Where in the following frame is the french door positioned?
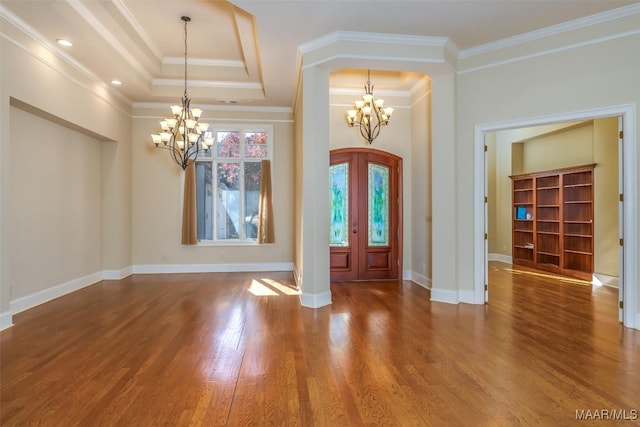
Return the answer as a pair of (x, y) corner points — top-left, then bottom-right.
(329, 148), (402, 281)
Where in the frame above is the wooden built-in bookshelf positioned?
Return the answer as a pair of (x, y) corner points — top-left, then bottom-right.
(511, 165), (594, 280)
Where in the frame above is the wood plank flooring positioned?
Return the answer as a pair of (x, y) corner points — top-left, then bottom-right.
(1, 263), (639, 426)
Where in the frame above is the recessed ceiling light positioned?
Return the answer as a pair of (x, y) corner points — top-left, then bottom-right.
(111, 80), (122, 86)
(56, 39), (73, 47)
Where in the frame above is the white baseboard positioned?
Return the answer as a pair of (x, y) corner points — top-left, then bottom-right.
(488, 253), (512, 264)
(430, 287), (482, 305)
(9, 271), (103, 315)
(593, 272), (619, 289)
(430, 288), (459, 304)
(635, 312), (640, 331)
(292, 265), (331, 308)
(299, 291), (332, 308)
(132, 262), (294, 274)
(0, 310), (13, 331)
(102, 266), (133, 280)
(459, 289), (478, 304)
(293, 264), (302, 290)
(408, 271), (431, 289)
(1, 263), (296, 329)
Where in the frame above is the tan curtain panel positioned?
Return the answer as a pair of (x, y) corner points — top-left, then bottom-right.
(181, 161), (198, 245)
(257, 159), (275, 243)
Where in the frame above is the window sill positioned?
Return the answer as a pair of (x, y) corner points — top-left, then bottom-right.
(195, 240), (275, 247)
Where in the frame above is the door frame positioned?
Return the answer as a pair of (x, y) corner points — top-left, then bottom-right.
(330, 147), (403, 281)
(474, 103), (638, 330)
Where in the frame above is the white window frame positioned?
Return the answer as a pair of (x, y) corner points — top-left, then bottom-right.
(195, 124), (273, 246)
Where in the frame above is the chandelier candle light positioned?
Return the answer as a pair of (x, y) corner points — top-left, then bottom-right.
(151, 16), (213, 170)
(345, 70), (394, 144)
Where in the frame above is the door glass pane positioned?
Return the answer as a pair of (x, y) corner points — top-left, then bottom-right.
(195, 162), (212, 240)
(330, 163), (349, 247)
(368, 163), (389, 246)
(216, 162), (240, 239)
(244, 162), (261, 239)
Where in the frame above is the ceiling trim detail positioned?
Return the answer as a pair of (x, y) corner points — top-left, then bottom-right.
(66, 0), (152, 81)
(162, 57), (245, 68)
(0, 5), (132, 112)
(458, 28), (640, 74)
(151, 79), (263, 90)
(111, 0), (163, 60)
(459, 2), (640, 58)
(299, 31), (451, 54)
(133, 102), (292, 114)
(330, 87), (410, 98)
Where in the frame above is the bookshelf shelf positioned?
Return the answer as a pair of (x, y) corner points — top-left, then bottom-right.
(511, 164), (594, 280)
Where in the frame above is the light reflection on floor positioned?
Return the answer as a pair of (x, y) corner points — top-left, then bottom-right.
(248, 278), (299, 296)
(492, 265), (592, 286)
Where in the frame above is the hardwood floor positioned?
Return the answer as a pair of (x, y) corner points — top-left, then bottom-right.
(1, 263), (638, 426)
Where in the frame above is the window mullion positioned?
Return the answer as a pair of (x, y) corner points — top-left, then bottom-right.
(239, 159), (246, 240)
(212, 159), (218, 242)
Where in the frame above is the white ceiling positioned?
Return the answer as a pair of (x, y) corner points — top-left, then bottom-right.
(2, 0), (636, 109)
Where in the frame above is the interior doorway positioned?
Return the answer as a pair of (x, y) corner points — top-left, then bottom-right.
(329, 148), (402, 281)
(474, 104), (638, 329)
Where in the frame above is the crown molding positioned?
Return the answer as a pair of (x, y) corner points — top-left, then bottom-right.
(66, 0), (152, 81)
(299, 30), (449, 55)
(458, 28), (640, 74)
(111, 0), (163, 61)
(0, 5), (132, 113)
(152, 79), (263, 90)
(330, 87), (410, 98)
(132, 102), (292, 114)
(409, 76), (432, 98)
(301, 53), (446, 71)
(163, 57), (245, 68)
(459, 3), (640, 59)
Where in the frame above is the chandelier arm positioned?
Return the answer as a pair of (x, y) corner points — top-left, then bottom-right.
(357, 120), (370, 144)
(169, 141), (184, 169)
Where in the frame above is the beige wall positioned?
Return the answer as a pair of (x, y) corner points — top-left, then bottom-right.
(486, 133), (497, 254)
(489, 122), (585, 257)
(593, 117), (619, 276)
(131, 108), (295, 266)
(458, 31), (639, 299)
(1, 35), (131, 317)
(294, 86), (303, 285)
(520, 123), (594, 173)
(410, 79), (432, 283)
(9, 107), (102, 298)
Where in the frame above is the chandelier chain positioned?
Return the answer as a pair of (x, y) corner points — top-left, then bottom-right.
(183, 16), (189, 98)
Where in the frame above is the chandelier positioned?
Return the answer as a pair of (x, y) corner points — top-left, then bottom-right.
(151, 16), (212, 170)
(345, 70), (394, 144)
